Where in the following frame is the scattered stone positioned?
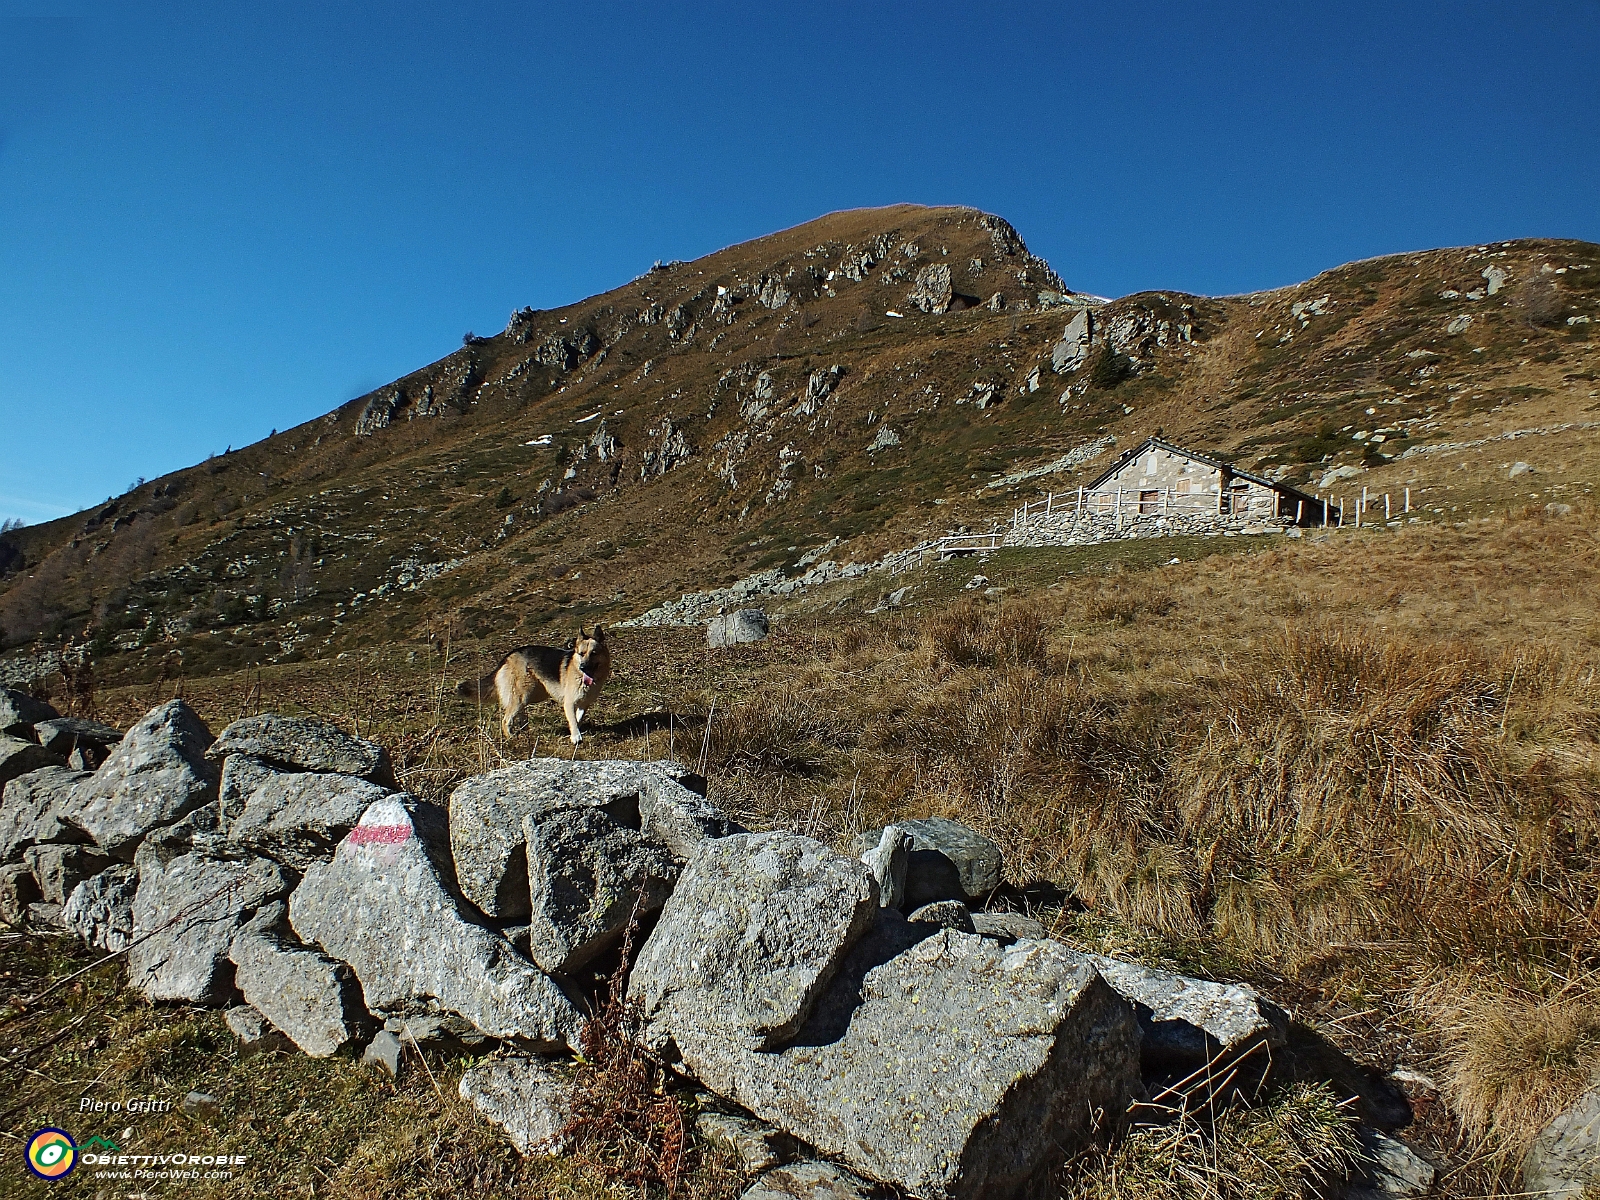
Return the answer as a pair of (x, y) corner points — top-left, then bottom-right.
(32, 718), (122, 757)
(907, 263), (954, 314)
(62, 863), (137, 952)
(885, 586), (911, 609)
(1319, 464), (1367, 490)
(858, 825), (910, 910)
(0, 687), (58, 737)
(697, 1110), (797, 1174)
(207, 713), (392, 783)
(1483, 264), (1509, 295)
(218, 755), (288, 826)
(1524, 1086), (1600, 1200)
(741, 1161), (876, 1200)
(449, 758), (723, 922)
(1051, 310), (1093, 374)
(127, 849), (289, 1004)
(708, 608), (770, 647)
(971, 911), (1048, 944)
(182, 1091), (221, 1120)
(867, 426), (901, 453)
(228, 772), (391, 869)
(1, 766), (91, 861)
(24, 843), (112, 905)
(1509, 461), (1534, 479)
(963, 575), (989, 589)
(1445, 314), (1473, 334)
(987, 292), (1004, 312)
(1546, 502), (1575, 517)
(62, 700), (219, 860)
(224, 1005), (294, 1057)
(907, 899), (975, 933)
(522, 804), (679, 975)
(459, 1056), (573, 1156)
(0, 862), (40, 925)
(1055, 950), (1288, 1071)
(230, 903), (370, 1057)
(290, 795), (582, 1049)
(0, 736), (63, 789)
(630, 831), (878, 1051)
(850, 817), (1003, 907)
(1345, 1128), (1436, 1199)
(363, 1030), (404, 1079)
(668, 929), (1140, 1200)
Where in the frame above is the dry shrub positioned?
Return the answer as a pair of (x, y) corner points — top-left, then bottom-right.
(1063, 1082), (1359, 1200)
(703, 686), (857, 775)
(1174, 628), (1600, 967)
(923, 597), (1052, 668)
(1423, 979), (1600, 1157)
(562, 916), (690, 1195)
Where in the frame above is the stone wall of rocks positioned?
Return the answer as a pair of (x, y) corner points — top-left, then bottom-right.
(1005, 507), (1298, 548)
(1, 688), (1438, 1199)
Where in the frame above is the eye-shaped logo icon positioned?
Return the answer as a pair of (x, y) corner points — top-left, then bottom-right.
(26, 1128), (77, 1180)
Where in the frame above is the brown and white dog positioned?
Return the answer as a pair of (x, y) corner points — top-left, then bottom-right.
(457, 626), (612, 743)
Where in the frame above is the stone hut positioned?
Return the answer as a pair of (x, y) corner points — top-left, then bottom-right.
(1082, 437), (1330, 525)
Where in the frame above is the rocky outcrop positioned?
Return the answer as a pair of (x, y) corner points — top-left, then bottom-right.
(24, 843), (112, 905)
(708, 608), (770, 647)
(207, 714), (391, 782)
(448, 758), (723, 921)
(630, 832), (879, 1051)
(907, 263), (954, 314)
(0, 862), (39, 925)
(61, 700), (219, 860)
(289, 794), (582, 1049)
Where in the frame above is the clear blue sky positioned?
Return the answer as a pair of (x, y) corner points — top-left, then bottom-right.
(2, 1), (1596, 527)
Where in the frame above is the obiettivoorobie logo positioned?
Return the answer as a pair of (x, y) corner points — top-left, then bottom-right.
(26, 1128), (76, 1181)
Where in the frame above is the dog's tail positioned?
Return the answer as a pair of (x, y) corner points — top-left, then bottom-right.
(456, 670), (498, 702)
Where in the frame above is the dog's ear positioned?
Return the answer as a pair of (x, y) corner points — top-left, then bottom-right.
(564, 636), (577, 651)
(592, 624), (606, 641)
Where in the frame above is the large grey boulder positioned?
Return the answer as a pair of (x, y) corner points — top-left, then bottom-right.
(33, 718), (123, 757)
(207, 713), (392, 782)
(449, 758), (728, 921)
(1525, 1086), (1600, 1200)
(229, 903), (369, 1057)
(62, 700), (219, 860)
(1345, 1128), (1436, 1199)
(708, 608), (770, 647)
(458, 1056), (573, 1156)
(127, 848), (289, 1003)
(0, 687), (58, 736)
(630, 831), (878, 1052)
(522, 805), (678, 975)
(668, 928), (1140, 1200)
(62, 864), (138, 952)
(0, 735), (63, 789)
(218, 755), (287, 825)
(228, 772), (391, 869)
(1056, 950), (1288, 1072)
(850, 817), (1003, 906)
(289, 794), (581, 1049)
(741, 1161), (876, 1200)
(1, 766), (91, 861)
(971, 911), (1048, 944)
(0, 862), (40, 925)
(133, 802), (227, 874)
(24, 843), (112, 905)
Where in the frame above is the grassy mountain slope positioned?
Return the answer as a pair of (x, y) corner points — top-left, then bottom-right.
(1, 205), (1595, 680)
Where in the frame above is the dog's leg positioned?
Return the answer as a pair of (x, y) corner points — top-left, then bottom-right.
(575, 707), (586, 725)
(564, 695), (583, 745)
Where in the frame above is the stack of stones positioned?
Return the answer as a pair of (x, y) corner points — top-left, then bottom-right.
(4, 691), (1452, 1200)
